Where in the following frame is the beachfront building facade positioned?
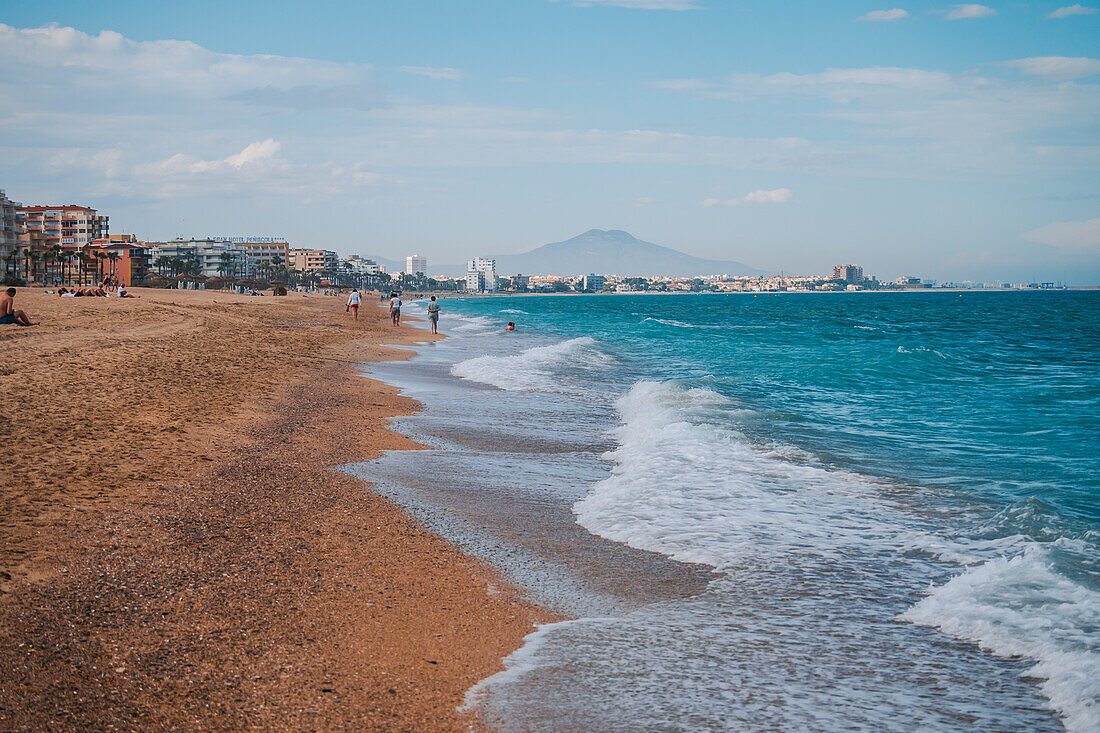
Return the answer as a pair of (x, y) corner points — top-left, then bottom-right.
(833, 264), (864, 284)
(87, 235), (152, 287)
(466, 257), (497, 293)
(20, 205), (109, 248)
(405, 254), (427, 275)
(149, 238), (257, 279)
(1, 189), (26, 282)
(236, 239), (289, 272)
(344, 254), (380, 275)
(288, 248), (338, 272)
(582, 273), (606, 292)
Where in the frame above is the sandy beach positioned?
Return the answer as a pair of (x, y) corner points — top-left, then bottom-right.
(0, 288), (550, 730)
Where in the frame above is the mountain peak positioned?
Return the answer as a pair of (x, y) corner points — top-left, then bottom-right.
(578, 228), (635, 241)
(484, 229), (765, 277)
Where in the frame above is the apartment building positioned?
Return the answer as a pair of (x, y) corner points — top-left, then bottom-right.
(466, 257), (497, 292)
(833, 264), (864, 284)
(20, 204), (108, 247)
(88, 235), (152, 287)
(1, 189), (26, 281)
(288, 248), (338, 272)
(345, 254), (380, 275)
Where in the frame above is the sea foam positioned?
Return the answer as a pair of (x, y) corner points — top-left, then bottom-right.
(573, 379), (1100, 730)
(901, 543), (1100, 732)
(572, 380), (906, 569)
(451, 336), (613, 392)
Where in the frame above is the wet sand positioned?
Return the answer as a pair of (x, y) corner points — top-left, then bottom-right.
(0, 288), (551, 730)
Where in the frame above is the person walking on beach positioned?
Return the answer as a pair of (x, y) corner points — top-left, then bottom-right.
(390, 293), (402, 326)
(347, 288), (362, 320)
(427, 295), (440, 334)
(0, 288), (37, 326)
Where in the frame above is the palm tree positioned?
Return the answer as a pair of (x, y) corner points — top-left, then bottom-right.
(76, 251), (90, 285)
(42, 247), (55, 285)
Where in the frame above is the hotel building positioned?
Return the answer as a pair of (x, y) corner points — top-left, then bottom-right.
(149, 238), (257, 279)
(237, 240), (289, 270)
(406, 254), (427, 275)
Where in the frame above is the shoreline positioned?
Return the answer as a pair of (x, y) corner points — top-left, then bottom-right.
(428, 286), (1096, 298)
(0, 288), (551, 730)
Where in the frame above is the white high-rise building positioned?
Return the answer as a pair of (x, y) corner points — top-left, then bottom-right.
(466, 257), (497, 292)
(406, 254), (427, 275)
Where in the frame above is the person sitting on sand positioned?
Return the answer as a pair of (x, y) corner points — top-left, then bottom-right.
(0, 288), (37, 326)
(119, 286), (139, 298)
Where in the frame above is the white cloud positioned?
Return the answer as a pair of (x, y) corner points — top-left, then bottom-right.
(223, 139), (281, 169)
(945, 4), (997, 20)
(1004, 56), (1100, 81)
(634, 196), (655, 207)
(857, 9), (910, 21)
(701, 188), (793, 207)
(1047, 4), (1097, 18)
(552, 0), (699, 9)
(0, 23), (365, 99)
(653, 64), (1100, 145)
(398, 65), (467, 81)
(1022, 217), (1100, 250)
(138, 139), (284, 178)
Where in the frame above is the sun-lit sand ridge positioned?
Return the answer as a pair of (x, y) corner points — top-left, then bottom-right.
(0, 287), (550, 730)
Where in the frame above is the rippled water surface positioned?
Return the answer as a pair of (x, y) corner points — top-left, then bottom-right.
(347, 291), (1098, 732)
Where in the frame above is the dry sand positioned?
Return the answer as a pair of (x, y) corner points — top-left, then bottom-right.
(0, 287), (551, 730)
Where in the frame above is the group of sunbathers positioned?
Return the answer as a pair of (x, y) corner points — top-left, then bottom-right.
(57, 285), (138, 298)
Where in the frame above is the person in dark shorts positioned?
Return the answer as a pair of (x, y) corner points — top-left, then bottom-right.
(427, 295), (440, 334)
(0, 288), (36, 326)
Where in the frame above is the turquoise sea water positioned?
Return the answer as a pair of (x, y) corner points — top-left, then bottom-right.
(354, 291), (1099, 732)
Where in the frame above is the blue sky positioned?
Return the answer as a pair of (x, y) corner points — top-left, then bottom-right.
(1, 0), (1098, 282)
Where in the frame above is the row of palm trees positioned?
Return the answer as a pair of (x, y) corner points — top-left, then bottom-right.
(1, 244), (122, 286)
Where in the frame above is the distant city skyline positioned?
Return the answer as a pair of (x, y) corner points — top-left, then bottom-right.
(1, 1), (1098, 283)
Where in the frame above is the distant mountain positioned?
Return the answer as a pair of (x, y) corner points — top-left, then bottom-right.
(486, 229), (765, 277)
(367, 229), (765, 278)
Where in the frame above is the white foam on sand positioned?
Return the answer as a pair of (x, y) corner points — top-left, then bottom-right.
(460, 619), (611, 716)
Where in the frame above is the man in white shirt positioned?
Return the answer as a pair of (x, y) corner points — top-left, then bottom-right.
(389, 294), (402, 326)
